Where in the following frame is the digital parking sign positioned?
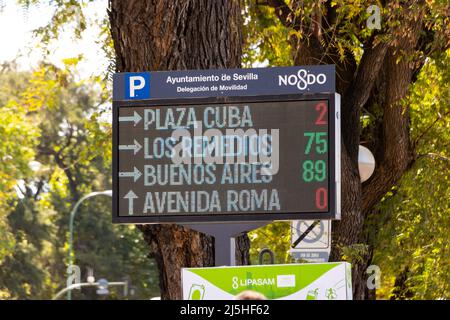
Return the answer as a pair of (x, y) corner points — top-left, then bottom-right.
(112, 66), (340, 224)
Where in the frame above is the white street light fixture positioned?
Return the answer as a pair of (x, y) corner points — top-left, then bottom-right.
(96, 279), (109, 296)
(358, 145), (376, 182)
(52, 280), (128, 300)
(86, 267), (95, 284)
(28, 160), (42, 172)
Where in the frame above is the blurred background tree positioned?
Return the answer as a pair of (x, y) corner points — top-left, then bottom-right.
(0, 61), (159, 299)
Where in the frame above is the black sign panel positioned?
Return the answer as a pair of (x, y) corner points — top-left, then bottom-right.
(113, 94), (340, 224)
(112, 65), (336, 101)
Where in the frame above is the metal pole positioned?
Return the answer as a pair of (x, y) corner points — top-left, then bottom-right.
(181, 222), (271, 266)
(67, 190), (112, 300)
(53, 281), (126, 300)
(213, 233), (235, 266)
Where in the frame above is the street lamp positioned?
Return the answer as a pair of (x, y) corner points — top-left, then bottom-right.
(358, 145), (376, 182)
(67, 190), (112, 300)
(53, 280), (129, 300)
(96, 278), (110, 296)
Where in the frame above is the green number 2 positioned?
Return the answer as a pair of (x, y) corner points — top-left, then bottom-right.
(304, 132), (328, 155)
(302, 160), (327, 182)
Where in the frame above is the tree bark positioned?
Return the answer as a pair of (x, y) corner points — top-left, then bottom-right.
(108, 0), (247, 300)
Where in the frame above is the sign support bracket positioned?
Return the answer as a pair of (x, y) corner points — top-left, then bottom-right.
(181, 222), (271, 266)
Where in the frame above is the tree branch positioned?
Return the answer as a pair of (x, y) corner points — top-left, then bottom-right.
(34, 179), (45, 201)
(311, 0), (323, 40)
(341, 40), (389, 160)
(413, 110), (450, 147)
(417, 152), (450, 162)
(362, 11), (424, 215)
(53, 152), (80, 202)
(358, 0), (434, 218)
(266, 0), (299, 30)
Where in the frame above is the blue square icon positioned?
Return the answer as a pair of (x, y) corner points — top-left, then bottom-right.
(125, 72), (150, 99)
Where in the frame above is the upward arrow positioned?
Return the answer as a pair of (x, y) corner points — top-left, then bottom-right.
(123, 190), (138, 215)
(118, 139), (142, 155)
(119, 111), (142, 126)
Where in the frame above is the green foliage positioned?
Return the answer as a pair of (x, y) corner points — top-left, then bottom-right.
(19, 0), (92, 46)
(0, 66), (41, 266)
(249, 222), (292, 265)
(0, 197), (57, 299)
(242, 0), (292, 67)
(67, 197), (159, 299)
(339, 243), (369, 264)
(372, 50), (450, 300)
(1, 1), (157, 298)
(244, 2), (449, 300)
(0, 62), (159, 299)
(18, 0), (115, 80)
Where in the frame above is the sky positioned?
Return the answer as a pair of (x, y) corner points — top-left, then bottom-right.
(0, 0), (108, 78)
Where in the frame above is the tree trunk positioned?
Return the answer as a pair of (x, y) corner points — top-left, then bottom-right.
(108, 0), (248, 300)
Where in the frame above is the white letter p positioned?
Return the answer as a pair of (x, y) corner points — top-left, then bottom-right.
(129, 76), (146, 97)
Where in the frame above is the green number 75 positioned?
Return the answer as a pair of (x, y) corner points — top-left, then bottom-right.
(304, 132), (328, 154)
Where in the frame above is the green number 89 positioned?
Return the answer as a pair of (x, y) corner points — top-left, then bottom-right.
(302, 160), (327, 182)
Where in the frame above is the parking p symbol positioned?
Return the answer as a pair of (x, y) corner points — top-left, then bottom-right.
(125, 73), (150, 99)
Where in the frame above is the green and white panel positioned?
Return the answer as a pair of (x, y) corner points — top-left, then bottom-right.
(182, 262), (352, 300)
